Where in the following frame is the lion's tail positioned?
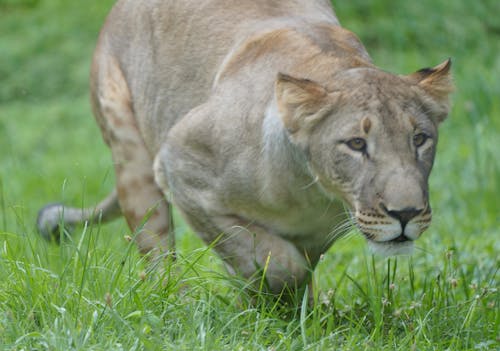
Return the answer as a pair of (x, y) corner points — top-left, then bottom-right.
(36, 189), (121, 242)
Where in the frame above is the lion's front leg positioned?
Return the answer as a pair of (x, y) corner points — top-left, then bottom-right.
(154, 103), (312, 295)
(214, 215), (312, 294)
(188, 213), (312, 295)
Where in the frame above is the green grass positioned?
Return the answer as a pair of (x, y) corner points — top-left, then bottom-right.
(0, 0), (498, 350)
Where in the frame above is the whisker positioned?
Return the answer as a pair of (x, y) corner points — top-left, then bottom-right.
(301, 175), (319, 190)
(322, 217), (357, 250)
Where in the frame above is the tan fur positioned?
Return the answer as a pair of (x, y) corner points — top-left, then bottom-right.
(37, 0), (452, 293)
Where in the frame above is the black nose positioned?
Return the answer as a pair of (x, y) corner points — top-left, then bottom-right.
(385, 207), (423, 228)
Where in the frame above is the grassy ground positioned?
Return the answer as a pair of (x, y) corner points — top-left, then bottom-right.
(0, 0), (498, 350)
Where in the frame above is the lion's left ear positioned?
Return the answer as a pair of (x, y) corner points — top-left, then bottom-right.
(408, 58), (454, 123)
(275, 73), (335, 145)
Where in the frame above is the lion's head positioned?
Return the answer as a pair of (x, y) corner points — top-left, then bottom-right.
(276, 59), (453, 255)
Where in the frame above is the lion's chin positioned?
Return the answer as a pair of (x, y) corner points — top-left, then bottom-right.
(367, 240), (415, 257)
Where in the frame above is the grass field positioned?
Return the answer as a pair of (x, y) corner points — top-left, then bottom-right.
(0, 0), (498, 350)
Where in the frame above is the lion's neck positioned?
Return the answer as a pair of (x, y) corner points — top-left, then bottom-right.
(260, 101), (316, 192)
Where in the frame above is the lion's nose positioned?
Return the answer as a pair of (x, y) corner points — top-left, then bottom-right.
(385, 207), (423, 229)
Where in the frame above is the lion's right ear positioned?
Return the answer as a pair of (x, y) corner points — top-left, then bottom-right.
(275, 73), (333, 143)
(408, 59), (453, 124)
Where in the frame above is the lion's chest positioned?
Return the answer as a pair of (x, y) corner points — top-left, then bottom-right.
(229, 181), (349, 253)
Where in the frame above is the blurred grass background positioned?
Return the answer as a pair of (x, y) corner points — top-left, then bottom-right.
(0, 0), (498, 349)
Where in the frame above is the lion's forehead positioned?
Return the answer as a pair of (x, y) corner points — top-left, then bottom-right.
(329, 90), (436, 138)
(332, 69), (429, 111)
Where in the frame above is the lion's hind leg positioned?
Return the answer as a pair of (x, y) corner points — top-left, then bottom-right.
(37, 189), (121, 242)
(88, 53), (175, 262)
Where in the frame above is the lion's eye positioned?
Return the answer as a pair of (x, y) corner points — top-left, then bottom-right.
(413, 133), (428, 147)
(346, 138), (367, 152)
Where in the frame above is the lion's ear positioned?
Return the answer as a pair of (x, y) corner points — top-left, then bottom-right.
(409, 58), (454, 123)
(275, 73), (333, 143)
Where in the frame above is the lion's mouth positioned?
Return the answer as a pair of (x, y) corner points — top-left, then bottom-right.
(363, 232), (415, 256)
(388, 234), (410, 243)
(361, 232), (410, 243)
(361, 230), (412, 244)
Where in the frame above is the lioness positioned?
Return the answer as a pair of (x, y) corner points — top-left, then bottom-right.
(38, 0), (452, 293)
